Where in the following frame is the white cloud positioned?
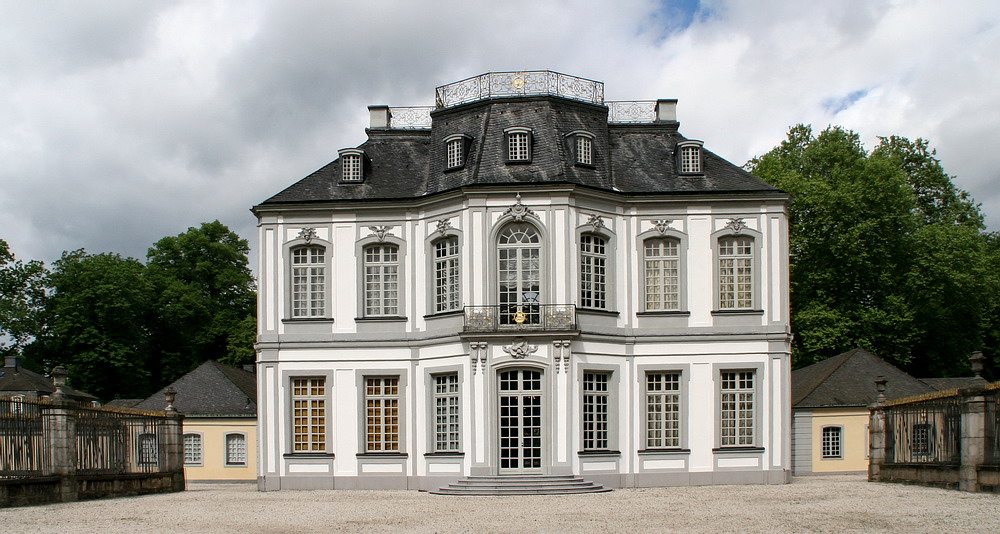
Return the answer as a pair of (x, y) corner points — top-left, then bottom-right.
(1, 0), (998, 265)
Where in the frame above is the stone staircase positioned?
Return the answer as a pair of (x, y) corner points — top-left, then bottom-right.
(429, 474), (611, 495)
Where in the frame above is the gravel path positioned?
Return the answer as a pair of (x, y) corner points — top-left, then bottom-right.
(3, 475), (998, 533)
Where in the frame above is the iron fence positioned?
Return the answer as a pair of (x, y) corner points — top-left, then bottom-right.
(435, 71), (604, 108)
(0, 395), (49, 478)
(75, 405), (166, 475)
(987, 387), (1000, 464)
(607, 101), (657, 123)
(885, 395), (962, 464)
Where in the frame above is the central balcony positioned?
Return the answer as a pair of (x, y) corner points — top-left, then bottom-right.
(463, 304), (577, 333)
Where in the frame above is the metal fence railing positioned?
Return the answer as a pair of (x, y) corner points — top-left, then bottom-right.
(986, 387), (1000, 465)
(463, 304), (576, 332)
(885, 395), (962, 465)
(0, 396), (49, 478)
(75, 405), (167, 475)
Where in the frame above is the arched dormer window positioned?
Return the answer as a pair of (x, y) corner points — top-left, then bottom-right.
(338, 148), (366, 182)
(504, 127), (533, 163)
(677, 140), (703, 174)
(566, 130), (596, 167)
(444, 134), (472, 170)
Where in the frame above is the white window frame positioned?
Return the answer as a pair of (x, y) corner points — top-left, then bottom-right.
(183, 432), (203, 466)
(338, 149), (365, 182)
(364, 243), (400, 317)
(821, 426), (843, 459)
(291, 377), (327, 453)
(645, 371), (682, 449)
(719, 370), (756, 447)
(504, 127), (532, 163)
(718, 235), (754, 310)
(643, 237), (681, 312)
(444, 134), (470, 170)
(364, 376), (401, 453)
(291, 245), (326, 318)
(582, 371), (611, 451)
(579, 233), (607, 310)
(433, 236), (460, 313)
(138, 433), (158, 465)
(576, 135), (593, 165)
(677, 140), (703, 174)
(432, 373), (460, 453)
(224, 432), (248, 466)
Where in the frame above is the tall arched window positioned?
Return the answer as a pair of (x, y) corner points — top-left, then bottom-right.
(291, 246), (326, 318)
(644, 238), (680, 311)
(497, 223), (541, 325)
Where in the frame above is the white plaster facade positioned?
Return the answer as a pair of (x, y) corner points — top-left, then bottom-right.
(253, 72), (792, 490)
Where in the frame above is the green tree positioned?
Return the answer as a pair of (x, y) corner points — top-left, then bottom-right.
(0, 239), (48, 358)
(30, 250), (152, 399)
(748, 125), (998, 377)
(145, 221), (256, 382)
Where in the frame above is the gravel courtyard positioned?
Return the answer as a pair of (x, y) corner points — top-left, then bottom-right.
(3, 475), (998, 533)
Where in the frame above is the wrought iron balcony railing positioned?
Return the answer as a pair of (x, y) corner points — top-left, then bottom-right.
(436, 71), (604, 109)
(463, 304), (577, 333)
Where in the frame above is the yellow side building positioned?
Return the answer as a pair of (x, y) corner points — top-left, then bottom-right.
(137, 360), (257, 482)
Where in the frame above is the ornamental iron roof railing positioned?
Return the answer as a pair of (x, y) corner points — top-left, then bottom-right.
(388, 106), (433, 129)
(607, 101), (657, 123)
(435, 71), (605, 109)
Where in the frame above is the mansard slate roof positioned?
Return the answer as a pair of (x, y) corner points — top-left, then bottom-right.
(135, 360), (257, 417)
(256, 75), (781, 208)
(792, 348), (934, 408)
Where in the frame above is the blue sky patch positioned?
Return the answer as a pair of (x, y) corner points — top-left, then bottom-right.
(822, 89), (871, 114)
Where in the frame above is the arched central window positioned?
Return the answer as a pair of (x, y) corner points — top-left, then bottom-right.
(497, 223), (541, 325)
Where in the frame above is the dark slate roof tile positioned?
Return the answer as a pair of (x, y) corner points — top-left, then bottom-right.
(792, 348), (934, 408)
(136, 360), (257, 417)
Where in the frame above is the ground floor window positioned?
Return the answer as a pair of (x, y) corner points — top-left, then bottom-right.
(582, 372), (610, 450)
(291, 377), (326, 452)
(366, 377), (400, 452)
(138, 433), (158, 465)
(821, 426), (842, 459)
(433, 373), (460, 452)
(226, 433), (247, 466)
(646, 372), (681, 448)
(183, 433), (202, 465)
(720, 370), (755, 446)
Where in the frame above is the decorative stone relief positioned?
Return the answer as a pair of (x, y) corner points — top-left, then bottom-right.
(725, 217), (747, 233)
(502, 338), (538, 360)
(586, 214), (605, 230)
(435, 219), (452, 234)
(552, 340), (572, 373)
(470, 342), (488, 374)
(296, 227), (318, 244)
(652, 219), (674, 235)
(502, 193), (535, 222)
(367, 225), (394, 241)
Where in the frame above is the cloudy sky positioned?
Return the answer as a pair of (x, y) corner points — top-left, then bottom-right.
(2, 0), (998, 266)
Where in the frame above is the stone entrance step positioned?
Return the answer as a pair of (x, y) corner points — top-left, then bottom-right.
(429, 474), (611, 495)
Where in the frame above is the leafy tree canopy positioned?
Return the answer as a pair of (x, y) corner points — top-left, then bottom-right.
(0, 239), (48, 357)
(748, 125), (998, 378)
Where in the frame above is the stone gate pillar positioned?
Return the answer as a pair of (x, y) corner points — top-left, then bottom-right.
(867, 376), (887, 482)
(959, 386), (987, 492)
(43, 366), (78, 502)
(159, 386), (186, 492)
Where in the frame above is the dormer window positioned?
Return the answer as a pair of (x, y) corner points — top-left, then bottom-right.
(677, 141), (703, 174)
(444, 134), (471, 170)
(504, 127), (532, 163)
(338, 149), (365, 182)
(566, 130), (596, 167)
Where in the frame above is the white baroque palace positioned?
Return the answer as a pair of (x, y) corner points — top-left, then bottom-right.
(252, 71), (792, 490)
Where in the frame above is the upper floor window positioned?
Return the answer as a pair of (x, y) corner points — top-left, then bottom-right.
(718, 236), (754, 310)
(580, 234), (607, 309)
(434, 237), (460, 313)
(497, 222), (541, 325)
(339, 149), (365, 182)
(677, 141), (703, 174)
(644, 238), (680, 311)
(364, 244), (399, 316)
(444, 134), (471, 170)
(291, 246), (326, 318)
(505, 127), (532, 163)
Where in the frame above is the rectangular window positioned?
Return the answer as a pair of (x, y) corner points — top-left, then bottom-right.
(225, 434), (247, 466)
(646, 372), (681, 449)
(720, 370), (755, 447)
(292, 377), (326, 452)
(822, 427), (843, 459)
(582, 372), (610, 450)
(366, 377), (400, 452)
(644, 239), (680, 311)
(183, 433), (202, 466)
(365, 244), (399, 316)
(719, 236), (753, 309)
(580, 234), (607, 309)
(446, 139), (464, 169)
(576, 135), (592, 165)
(434, 238), (460, 313)
(508, 132), (530, 161)
(433, 374), (460, 452)
(138, 433), (158, 465)
(342, 154), (363, 181)
(911, 423), (933, 457)
(291, 246), (326, 317)
(680, 145), (701, 173)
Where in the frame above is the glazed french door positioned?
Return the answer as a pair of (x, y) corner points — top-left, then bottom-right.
(498, 369), (543, 473)
(497, 223), (541, 325)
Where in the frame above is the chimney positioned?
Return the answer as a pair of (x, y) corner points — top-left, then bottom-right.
(655, 99), (678, 123)
(4, 355), (17, 369)
(368, 105), (390, 129)
(243, 364), (256, 374)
